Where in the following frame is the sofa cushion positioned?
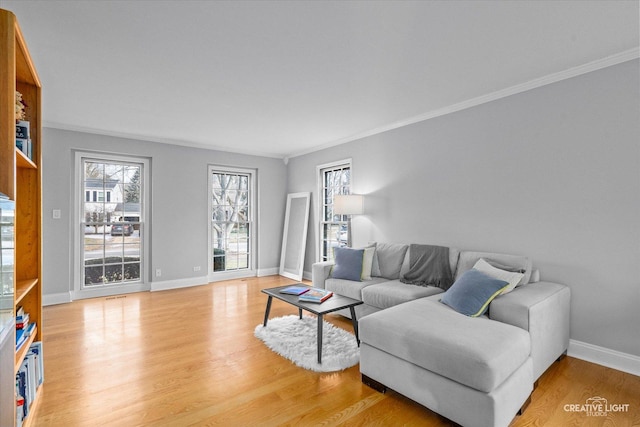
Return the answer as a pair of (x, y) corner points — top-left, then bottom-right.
(370, 242), (409, 279)
(440, 269), (509, 317)
(359, 298), (531, 393)
(325, 277), (387, 300)
(448, 247), (460, 276)
(331, 247), (364, 281)
(362, 280), (443, 310)
(361, 245), (376, 280)
(473, 258), (524, 294)
(456, 251), (532, 285)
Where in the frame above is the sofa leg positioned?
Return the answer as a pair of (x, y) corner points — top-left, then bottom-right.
(362, 374), (387, 394)
(518, 395), (532, 415)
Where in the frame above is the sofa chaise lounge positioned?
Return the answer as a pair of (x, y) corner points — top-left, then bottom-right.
(312, 242), (570, 427)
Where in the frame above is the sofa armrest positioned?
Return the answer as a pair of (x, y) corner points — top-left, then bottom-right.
(312, 261), (334, 289)
(490, 281), (570, 380)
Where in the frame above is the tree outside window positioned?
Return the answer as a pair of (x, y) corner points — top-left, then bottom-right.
(211, 171), (251, 272)
(319, 163), (351, 261)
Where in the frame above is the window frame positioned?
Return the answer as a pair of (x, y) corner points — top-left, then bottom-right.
(72, 151), (151, 300)
(208, 165), (257, 281)
(316, 159), (352, 262)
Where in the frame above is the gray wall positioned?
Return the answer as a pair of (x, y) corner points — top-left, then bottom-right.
(287, 59), (640, 358)
(42, 128), (287, 298)
(40, 59), (639, 359)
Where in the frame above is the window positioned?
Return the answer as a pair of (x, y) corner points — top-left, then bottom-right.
(74, 152), (149, 297)
(209, 167), (255, 276)
(318, 160), (352, 262)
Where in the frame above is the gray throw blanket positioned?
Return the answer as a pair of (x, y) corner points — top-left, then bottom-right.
(400, 244), (454, 291)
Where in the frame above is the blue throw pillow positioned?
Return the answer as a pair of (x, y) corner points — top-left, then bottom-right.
(331, 247), (365, 281)
(440, 269), (509, 317)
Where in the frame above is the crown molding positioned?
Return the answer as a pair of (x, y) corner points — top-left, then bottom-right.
(288, 48), (640, 159)
(42, 121), (285, 159)
(43, 48), (639, 161)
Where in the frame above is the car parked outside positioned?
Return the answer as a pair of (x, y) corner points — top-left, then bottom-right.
(111, 223), (133, 236)
(336, 225), (348, 246)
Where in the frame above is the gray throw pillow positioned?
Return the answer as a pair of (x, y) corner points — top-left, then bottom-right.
(441, 269), (509, 317)
(331, 247), (364, 281)
(455, 251), (532, 286)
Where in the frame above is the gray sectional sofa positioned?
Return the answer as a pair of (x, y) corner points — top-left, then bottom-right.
(312, 242), (570, 427)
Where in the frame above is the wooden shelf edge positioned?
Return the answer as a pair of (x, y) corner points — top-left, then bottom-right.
(14, 16), (41, 87)
(16, 147), (37, 169)
(14, 325), (37, 374)
(15, 278), (39, 305)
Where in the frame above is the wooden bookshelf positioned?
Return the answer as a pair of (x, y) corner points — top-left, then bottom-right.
(16, 148), (36, 170)
(1, 8), (43, 427)
(15, 279), (39, 306)
(14, 326), (37, 374)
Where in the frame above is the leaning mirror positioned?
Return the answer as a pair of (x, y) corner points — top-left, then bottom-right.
(279, 192), (311, 281)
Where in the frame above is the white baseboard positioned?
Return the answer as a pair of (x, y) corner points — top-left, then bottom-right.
(151, 276), (209, 292)
(43, 292), (72, 306)
(73, 283), (151, 300)
(257, 267), (279, 277)
(45, 270), (280, 301)
(256, 268), (310, 280)
(568, 339), (640, 377)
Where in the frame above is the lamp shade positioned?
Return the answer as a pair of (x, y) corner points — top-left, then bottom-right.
(334, 194), (364, 215)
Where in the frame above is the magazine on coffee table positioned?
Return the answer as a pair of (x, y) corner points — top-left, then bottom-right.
(279, 285), (310, 296)
(298, 288), (333, 303)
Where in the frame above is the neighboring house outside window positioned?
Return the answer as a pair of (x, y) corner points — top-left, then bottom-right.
(85, 179), (116, 205)
(74, 152), (149, 299)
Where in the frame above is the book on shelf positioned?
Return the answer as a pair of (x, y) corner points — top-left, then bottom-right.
(16, 394), (24, 427)
(298, 288), (333, 303)
(15, 341), (43, 426)
(279, 285), (310, 295)
(16, 120), (30, 140)
(16, 328), (27, 350)
(15, 119), (32, 159)
(16, 313), (30, 329)
(16, 367), (28, 423)
(16, 320), (29, 330)
(15, 138), (32, 160)
(16, 322), (36, 351)
(28, 341), (44, 385)
(24, 322), (35, 337)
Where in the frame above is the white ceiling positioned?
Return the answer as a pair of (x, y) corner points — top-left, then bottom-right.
(3, 0), (639, 159)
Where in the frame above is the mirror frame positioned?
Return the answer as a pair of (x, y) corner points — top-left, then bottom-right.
(279, 192), (311, 281)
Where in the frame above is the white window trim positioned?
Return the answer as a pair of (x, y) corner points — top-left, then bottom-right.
(208, 165), (257, 281)
(315, 158), (352, 262)
(72, 151), (151, 300)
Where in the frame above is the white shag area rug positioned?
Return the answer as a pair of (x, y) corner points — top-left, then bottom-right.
(254, 315), (360, 372)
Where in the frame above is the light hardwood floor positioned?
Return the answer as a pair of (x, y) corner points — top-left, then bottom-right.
(30, 276), (640, 426)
